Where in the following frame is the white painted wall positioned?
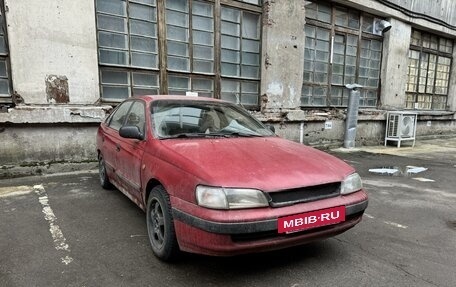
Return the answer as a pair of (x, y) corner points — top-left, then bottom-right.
(4, 0), (99, 104)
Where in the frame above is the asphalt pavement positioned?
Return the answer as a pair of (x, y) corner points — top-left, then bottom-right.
(1, 137), (455, 287)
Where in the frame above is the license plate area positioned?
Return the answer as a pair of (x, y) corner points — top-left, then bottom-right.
(278, 206), (345, 234)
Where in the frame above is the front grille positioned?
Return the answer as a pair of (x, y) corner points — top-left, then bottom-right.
(266, 182), (341, 207)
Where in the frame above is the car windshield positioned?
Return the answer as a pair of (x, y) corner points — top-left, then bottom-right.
(151, 99), (274, 139)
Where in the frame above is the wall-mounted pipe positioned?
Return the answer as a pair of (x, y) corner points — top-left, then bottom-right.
(344, 84), (363, 148)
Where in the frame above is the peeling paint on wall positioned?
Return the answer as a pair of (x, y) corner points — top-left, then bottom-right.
(260, 94), (269, 112)
(288, 85), (296, 106)
(264, 53), (271, 69)
(46, 75), (69, 104)
(267, 82), (283, 96)
(262, 0), (276, 26)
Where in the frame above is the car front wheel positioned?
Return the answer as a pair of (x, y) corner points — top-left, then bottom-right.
(146, 185), (179, 261)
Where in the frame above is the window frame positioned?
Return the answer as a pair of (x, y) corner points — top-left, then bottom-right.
(0, 0), (12, 103)
(95, 0), (262, 110)
(302, 2), (384, 108)
(406, 29), (453, 110)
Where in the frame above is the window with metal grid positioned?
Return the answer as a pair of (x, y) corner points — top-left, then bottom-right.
(95, 0), (262, 109)
(406, 29), (452, 110)
(0, 1), (11, 103)
(302, 1), (384, 108)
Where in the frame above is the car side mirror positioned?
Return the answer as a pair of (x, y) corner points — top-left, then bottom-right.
(265, 124), (275, 133)
(119, 125), (143, 140)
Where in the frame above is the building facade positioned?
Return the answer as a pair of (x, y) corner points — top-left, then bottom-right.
(1, 0), (455, 177)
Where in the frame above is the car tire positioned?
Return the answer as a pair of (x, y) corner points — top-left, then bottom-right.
(146, 185), (180, 261)
(98, 155), (112, 189)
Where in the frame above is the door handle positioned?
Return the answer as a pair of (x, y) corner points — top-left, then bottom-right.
(116, 143), (121, 152)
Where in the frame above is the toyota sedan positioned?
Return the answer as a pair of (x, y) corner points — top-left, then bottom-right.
(96, 95), (368, 261)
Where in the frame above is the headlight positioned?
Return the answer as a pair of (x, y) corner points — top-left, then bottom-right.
(341, 173), (363, 195)
(196, 186), (269, 209)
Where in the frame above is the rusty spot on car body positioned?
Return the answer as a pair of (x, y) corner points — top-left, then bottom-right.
(46, 75), (69, 104)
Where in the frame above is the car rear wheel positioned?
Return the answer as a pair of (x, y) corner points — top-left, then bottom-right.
(98, 155), (112, 189)
(146, 185), (179, 261)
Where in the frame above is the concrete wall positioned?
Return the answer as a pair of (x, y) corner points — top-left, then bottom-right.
(260, 0), (305, 110)
(0, 98), (109, 179)
(448, 44), (456, 115)
(386, 0), (456, 27)
(1, 125), (98, 163)
(0, 0), (106, 177)
(0, 125), (99, 178)
(340, 0), (456, 36)
(4, 0), (99, 104)
(380, 18), (411, 110)
(417, 118), (456, 138)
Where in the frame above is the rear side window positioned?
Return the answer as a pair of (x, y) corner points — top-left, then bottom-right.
(108, 101), (133, 131)
(125, 101), (146, 135)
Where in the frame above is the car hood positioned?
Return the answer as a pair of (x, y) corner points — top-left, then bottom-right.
(157, 137), (354, 191)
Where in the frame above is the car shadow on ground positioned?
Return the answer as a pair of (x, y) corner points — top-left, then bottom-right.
(171, 239), (341, 273)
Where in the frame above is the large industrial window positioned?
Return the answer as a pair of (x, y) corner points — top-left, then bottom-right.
(96, 0), (160, 100)
(0, 0), (11, 104)
(302, 2), (383, 108)
(96, 0), (261, 109)
(220, 7), (261, 106)
(165, 0), (215, 97)
(406, 30), (453, 110)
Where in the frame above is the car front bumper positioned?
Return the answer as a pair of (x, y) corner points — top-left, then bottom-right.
(171, 190), (368, 256)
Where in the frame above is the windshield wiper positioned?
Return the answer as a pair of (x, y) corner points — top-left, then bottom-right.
(162, 132), (227, 139)
(220, 131), (263, 137)
(162, 133), (205, 139)
(161, 131), (263, 139)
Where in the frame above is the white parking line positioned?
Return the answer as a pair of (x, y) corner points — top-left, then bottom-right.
(364, 213), (408, 229)
(34, 185), (73, 265)
(383, 221), (408, 229)
(0, 186), (34, 198)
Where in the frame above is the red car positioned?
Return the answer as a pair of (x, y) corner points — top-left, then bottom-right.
(96, 95), (368, 261)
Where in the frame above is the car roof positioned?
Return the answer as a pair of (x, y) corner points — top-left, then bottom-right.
(130, 95), (229, 104)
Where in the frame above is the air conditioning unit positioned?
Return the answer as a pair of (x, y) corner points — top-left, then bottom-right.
(384, 111), (417, 147)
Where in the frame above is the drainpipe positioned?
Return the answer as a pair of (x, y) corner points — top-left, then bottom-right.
(344, 84), (363, 148)
(300, 122), (304, 144)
